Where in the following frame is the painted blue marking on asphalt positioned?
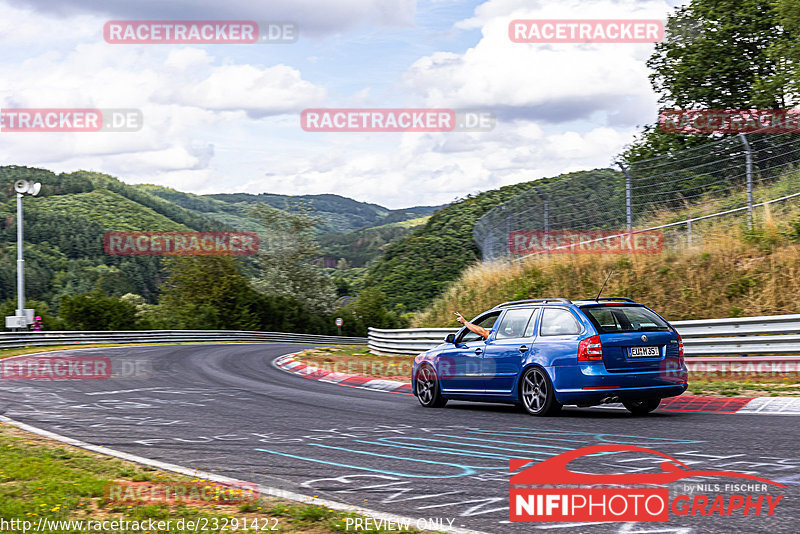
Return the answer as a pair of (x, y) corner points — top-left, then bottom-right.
(254, 445), (477, 478)
(434, 433), (577, 451)
(369, 436), (566, 458)
(351, 438), (535, 463)
(496, 428), (707, 445)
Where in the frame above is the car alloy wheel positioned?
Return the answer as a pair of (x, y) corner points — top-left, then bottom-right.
(521, 367), (561, 416)
(416, 364), (447, 408)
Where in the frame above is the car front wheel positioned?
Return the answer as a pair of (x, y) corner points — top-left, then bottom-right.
(415, 364), (447, 408)
(520, 367), (561, 416)
(623, 398), (661, 415)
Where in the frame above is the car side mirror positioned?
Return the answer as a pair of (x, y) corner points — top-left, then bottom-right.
(445, 333), (456, 344)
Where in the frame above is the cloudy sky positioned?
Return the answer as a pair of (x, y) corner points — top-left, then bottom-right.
(0, 0), (685, 208)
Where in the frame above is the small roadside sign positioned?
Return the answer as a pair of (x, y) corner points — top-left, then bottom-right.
(335, 317), (343, 327)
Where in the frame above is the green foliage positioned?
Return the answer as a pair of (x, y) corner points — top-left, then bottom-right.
(249, 203), (337, 315)
(365, 171), (601, 311)
(649, 0), (786, 109)
(338, 287), (408, 336)
(206, 192), (438, 234)
(146, 256), (262, 330)
(319, 219), (427, 268)
(59, 291), (139, 330)
(2, 165), (437, 332)
(621, 0), (799, 162)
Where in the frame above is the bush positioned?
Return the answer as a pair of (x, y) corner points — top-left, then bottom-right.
(59, 291), (139, 330)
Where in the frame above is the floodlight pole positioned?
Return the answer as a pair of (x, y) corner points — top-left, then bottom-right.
(16, 192), (25, 320)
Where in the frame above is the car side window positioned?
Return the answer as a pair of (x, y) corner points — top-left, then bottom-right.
(523, 308), (540, 337)
(495, 308), (536, 340)
(458, 312), (500, 343)
(540, 308), (582, 336)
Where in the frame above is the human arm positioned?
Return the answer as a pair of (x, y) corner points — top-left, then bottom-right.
(454, 312), (490, 340)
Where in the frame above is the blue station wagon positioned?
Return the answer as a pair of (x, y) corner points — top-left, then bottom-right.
(412, 298), (688, 416)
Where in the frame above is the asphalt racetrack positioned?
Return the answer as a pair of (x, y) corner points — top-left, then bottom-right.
(0, 344), (797, 533)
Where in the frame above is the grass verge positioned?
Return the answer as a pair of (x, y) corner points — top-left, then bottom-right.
(292, 346), (800, 397)
(0, 423), (431, 533)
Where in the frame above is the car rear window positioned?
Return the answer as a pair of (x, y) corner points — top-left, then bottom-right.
(581, 305), (671, 333)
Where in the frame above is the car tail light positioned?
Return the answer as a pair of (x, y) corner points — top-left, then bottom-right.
(578, 335), (603, 361)
(677, 333), (684, 360)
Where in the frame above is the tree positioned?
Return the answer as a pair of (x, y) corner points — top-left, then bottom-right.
(752, 0), (800, 108)
(621, 0), (798, 162)
(148, 256), (260, 330)
(59, 291), (138, 330)
(249, 202), (337, 315)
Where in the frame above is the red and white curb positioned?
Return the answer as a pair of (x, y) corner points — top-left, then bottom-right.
(603, 395), (800, 415)
(274, 354), (800, 415)
(274, 353), (412, 395)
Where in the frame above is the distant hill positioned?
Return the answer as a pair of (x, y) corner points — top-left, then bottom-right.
(200, 192), (438, 234)
(0, 166), (440, 308)
(365, 169), (621, 312)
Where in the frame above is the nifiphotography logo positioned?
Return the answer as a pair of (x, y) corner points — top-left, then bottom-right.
(509, 444), (785, 522)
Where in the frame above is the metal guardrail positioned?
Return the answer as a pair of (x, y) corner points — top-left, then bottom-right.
(0, 330), (366, 350)
(368, 314), (800, 358)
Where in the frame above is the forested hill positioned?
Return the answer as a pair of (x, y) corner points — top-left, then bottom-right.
(0, 166), (438, 307)
(366, 169), (622, 312)
(146, 188), (439, 234)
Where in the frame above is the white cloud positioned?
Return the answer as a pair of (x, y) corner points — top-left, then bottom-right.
(168, 64), (326, 118)
(404, 0), (670, 126)
(5, 0), (417, 36)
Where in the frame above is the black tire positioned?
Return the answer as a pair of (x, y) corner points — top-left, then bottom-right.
(415, 364), (447, 408)
(519, 367), (561, 416)
(623, 398), (661, 415)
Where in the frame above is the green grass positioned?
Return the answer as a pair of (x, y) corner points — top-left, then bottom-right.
(0, 424), (431, 533)
(687, 378), (800, 397)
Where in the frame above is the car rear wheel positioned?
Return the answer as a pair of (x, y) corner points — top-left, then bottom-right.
(623, 398), (661, 415)
(520, 367), (561, 416)
(416, 364), (447, 408)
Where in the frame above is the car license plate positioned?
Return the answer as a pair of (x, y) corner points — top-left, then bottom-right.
(630, 346), (659, 358)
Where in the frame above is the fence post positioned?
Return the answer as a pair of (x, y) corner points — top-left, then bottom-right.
(617, 163), (632, 231)
(502, 206), (510, 259)
(533, 186), (550, 232)
(687, 218), (693, 247)
(738, 133), (754, 230)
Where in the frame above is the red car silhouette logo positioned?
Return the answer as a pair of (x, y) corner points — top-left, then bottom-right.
(510, 444), (785, 487)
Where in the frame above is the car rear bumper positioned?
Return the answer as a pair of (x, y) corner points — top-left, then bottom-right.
(551, 363), (688, 405)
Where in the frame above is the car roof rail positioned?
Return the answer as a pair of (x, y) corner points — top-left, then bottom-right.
(586, 297), (636, 303)
(494, 298), (573, 308)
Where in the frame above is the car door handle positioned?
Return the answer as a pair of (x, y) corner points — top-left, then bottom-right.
(475, 348), (483, 354)
(518, 345), (529, 352)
